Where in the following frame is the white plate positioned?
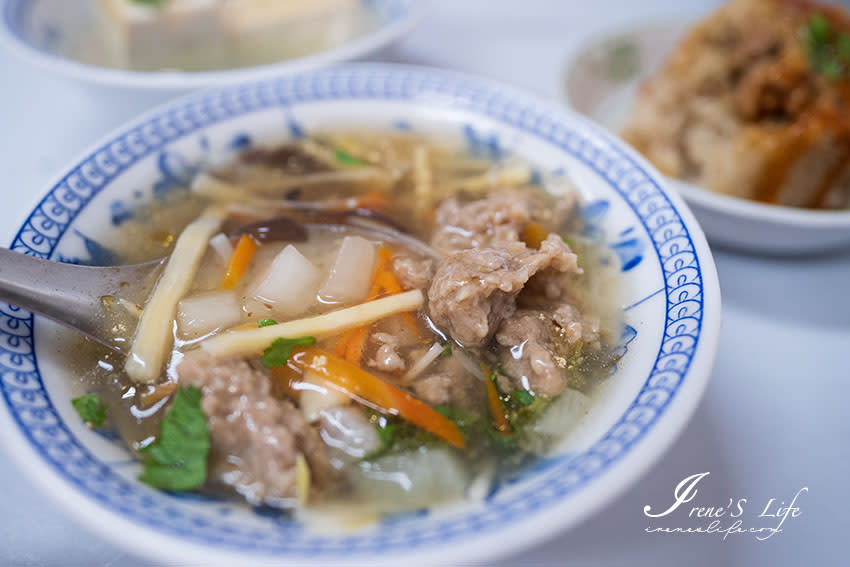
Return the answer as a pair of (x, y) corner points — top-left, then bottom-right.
(564, 21), (850, 255)
(0, 64), (721, 566)
(0, 0), (427, 89)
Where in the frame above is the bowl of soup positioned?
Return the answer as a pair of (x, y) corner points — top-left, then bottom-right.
(0, 64), (721, 565)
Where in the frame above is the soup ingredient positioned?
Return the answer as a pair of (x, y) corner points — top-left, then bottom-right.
(402, 342), (445, 381)
(220, 234), (257, 290)
(319, 236), (377, 304)
(261, 336), (316, 368)
(287, 348), (466, 448)
(318, 406), (382, 465)
(138, 386), (210, 491)
(199, 289), (424, 357)
(495, 307), (596, 398)
(485, 370), (512, 434)
(125, 206), (225, 384)
(333, 148), (366, 167)
(622, 0), (850, 209)
(351, 447), (468, 511)
(232, 217), (308, 243)
(298, 370), (351, 423)
(250, 244), (321, 318)
(531, 388), (591, 440)
(177, 290), (242, 339)
(177, 351), (334, 504)
(428, 234), (578, 348)
(71, 393), (106, 427)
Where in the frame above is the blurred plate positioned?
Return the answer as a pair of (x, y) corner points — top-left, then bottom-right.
(564, 21), (850, 255)
(0, 0), (427, 89)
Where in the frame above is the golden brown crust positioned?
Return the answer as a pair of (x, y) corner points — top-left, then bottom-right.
(623, 0), (850, 209)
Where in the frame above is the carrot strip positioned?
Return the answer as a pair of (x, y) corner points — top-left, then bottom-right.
(269, 364), (302, 402)
(350, 191), (390, 211)
(334, 328), (357, 357)
(481, 362), (512, 434)
(344, 325), (372, 364)
(337, 247), (392, 364)
(375, 270), (404, 295)
(221, 234), (257, 290)
(375, 270), (421, 337)
(289, 348), (465, 448)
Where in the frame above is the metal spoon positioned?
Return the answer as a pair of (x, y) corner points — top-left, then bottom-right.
(0, 248), (164, 354)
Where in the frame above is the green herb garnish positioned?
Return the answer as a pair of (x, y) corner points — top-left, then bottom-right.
(130, 0), (168, 7)
(441, 343), (453, 357)
(802, 13), (850, 79)
(72, 393), (106, 427)
(607, 39), (638, 81)
(334, 148), (365, 167)
(261, 336), (316, 368)
(257, 318), (278, 328)
(139, 386), (209, 492)
(511, 390), (535, 407)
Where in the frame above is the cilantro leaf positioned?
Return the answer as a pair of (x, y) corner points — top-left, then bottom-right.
(802, 13), (850, 79)
(441, 343), (453, 357)
(139, 386), (209, 492)
(512, 390), (535, 407)
(257, 318), (278, 328)
(334, 148), (365, 167)
(71, 393), (106, 427)
(130, 0), (168, 7)
(261, 336), (315, 368)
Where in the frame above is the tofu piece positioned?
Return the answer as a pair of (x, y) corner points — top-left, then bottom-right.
(98, 0), (225, 70)
(219, 0), (358, 36)
(218, 0), (362, 63)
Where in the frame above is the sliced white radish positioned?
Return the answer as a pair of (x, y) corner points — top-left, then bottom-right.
(176, 290), (242, 339)
(250, 244), (320, 319)
(319, 236), (376, 304)
(532, 388), (592, 438)
(298, 370), (350, 423)
(208, 232), (234, 263)
(351, 447), (468, 511)
(318, 405), (382, 465)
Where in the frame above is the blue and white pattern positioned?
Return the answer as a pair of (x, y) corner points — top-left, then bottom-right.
(0, 66), (706, 561)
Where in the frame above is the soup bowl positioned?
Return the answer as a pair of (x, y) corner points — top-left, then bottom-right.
(0, 64), (721, 566)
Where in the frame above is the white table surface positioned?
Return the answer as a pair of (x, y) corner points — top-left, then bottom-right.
(1, 1), (848, 565)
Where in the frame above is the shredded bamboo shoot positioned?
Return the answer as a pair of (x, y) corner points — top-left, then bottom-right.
(200, 289), (424, 358)
(125, 206), (225, 383)
(452, 163), (532, 193)
(193, 168), (395, 200)
(412, 145), (432, 222)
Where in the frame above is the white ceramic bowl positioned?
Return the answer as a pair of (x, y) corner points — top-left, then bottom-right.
(0, 64), (721, 566)
(564, 21), (850, 255)
(0, 0), (426, 89)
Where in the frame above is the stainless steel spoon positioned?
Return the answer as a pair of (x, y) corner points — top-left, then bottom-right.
(0, 248), (164, 354)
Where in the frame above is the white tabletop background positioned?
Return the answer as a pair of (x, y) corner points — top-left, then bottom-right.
(1, 1), (848, 565)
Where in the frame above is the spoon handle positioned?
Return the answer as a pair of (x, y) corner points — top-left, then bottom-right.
(0, 248), (160, 352)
